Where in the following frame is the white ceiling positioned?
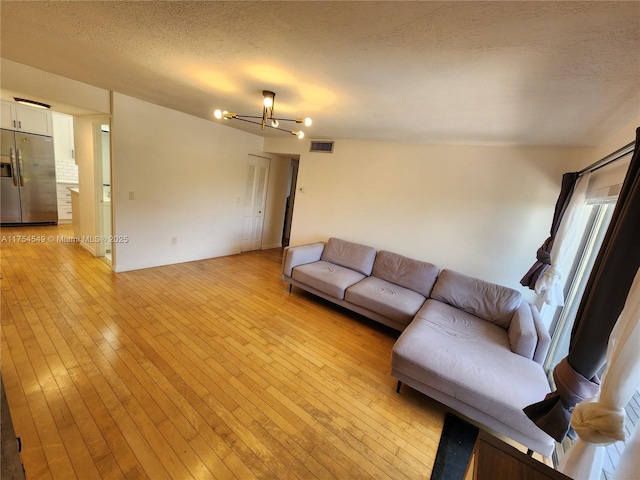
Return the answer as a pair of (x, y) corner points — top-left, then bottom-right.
(1, 1), (639, 146)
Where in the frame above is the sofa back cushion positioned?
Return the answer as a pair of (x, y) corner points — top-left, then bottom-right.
(372, 251), (439, 298)
(430, 269), (522, 328)
(321, 238), (377, 276)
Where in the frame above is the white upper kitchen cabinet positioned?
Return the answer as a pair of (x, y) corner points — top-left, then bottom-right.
(0, 101), (14, 130)
(52, 112), (75, 164)
(1, 100), (53, 136)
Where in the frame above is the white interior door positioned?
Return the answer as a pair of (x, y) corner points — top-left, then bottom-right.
(242, 154), (270, 252)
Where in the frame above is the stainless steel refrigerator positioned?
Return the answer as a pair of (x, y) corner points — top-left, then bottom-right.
(1, 128), (58, 224)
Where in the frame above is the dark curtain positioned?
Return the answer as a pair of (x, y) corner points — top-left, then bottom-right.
(524, 127), (640, 442)
(520, 172), (580, 289)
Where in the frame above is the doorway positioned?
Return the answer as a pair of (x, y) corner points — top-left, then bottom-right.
(94, 122), (112, 262)
(282, 158), (299, 247)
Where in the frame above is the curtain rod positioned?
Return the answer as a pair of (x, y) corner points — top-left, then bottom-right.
(578, 140), (636, 176)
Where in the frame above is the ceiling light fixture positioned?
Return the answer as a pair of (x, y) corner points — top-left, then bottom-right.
(214, 90), (312, 139)
(14, 97), (51, 109)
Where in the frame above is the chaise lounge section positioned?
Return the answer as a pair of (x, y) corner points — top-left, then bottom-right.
(390, 269), (555, 457)
(282, 237), (555, 457)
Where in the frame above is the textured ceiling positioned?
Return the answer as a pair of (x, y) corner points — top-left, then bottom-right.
(1, 1), (639, 146)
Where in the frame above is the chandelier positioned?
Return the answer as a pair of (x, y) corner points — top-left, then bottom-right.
(214, 90), (312, 139)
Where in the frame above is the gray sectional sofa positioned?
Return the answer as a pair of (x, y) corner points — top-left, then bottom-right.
(281, 237), (555, 457)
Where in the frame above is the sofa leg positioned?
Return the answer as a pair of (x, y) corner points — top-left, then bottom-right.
(289, 283), (293, 293)
(396, 381), (402, 393)
(526, 449), (533, 456)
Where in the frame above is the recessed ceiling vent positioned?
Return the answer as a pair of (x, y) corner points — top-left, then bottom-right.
(309, 141), (335, 153)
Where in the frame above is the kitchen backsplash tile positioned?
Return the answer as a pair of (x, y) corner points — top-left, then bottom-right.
(55, 154), (79, 183)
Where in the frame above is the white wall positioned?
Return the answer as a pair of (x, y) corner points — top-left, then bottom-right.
(111, 93), (265, 272)
(265, 137), (587, 301)
(580, 115), (639, 169)
(1, 59), (110, 114)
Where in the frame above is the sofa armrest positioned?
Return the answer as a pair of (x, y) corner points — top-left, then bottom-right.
(282, 242), (326, 278)
(508, 303), (538, 360)
(531, 304), (551, 365)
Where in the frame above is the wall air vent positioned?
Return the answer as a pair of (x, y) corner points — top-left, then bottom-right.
(309, 141), (335, 153)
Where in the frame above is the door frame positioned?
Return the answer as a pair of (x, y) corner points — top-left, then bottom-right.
(93, 120), (112, 262)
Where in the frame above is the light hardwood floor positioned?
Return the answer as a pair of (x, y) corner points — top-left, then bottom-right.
(1, 224), (448, 479)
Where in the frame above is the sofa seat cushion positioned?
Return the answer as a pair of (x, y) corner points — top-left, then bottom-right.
(292, 261), (366, 300)
(345, 277), (427, 327)
(372, 250), (439, 298)
(391, 299), (551, 437)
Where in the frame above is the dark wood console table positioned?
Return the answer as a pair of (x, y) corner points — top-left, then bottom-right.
(465, 430), (572, 480)
(1, 374), (26, 480)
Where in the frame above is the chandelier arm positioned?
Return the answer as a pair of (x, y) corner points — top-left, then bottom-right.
(234, 115), (264, 120)
(232, 117), (265, 127)
(267, 125), (298, 134)
(230, 117), (298, 135)
(235, 115), (299, 123)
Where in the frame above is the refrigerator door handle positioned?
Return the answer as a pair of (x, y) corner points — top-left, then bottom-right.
(17, 148), (25, 187)
(10, 148), (18, 187)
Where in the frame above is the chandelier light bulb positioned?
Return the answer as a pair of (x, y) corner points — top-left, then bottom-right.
(295, 117), (313, 127)
(214, 109), (223, 119)
(297, 130), (305, 139)
(271, 119), (279, 128)
(263, 91), (275, 108)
